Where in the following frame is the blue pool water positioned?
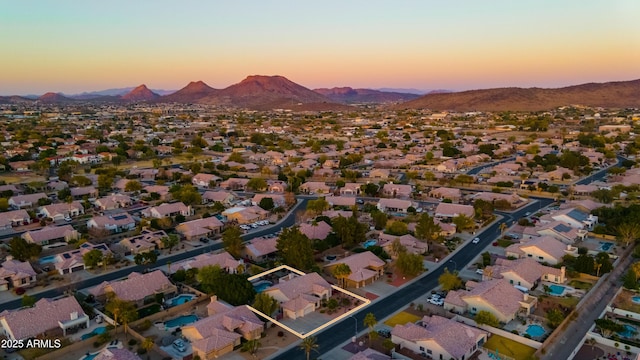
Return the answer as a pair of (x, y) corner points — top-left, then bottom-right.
(39, 255), (57, 265)
(253, 280), (272, 293)
(363, 239), (377, 249)
(81, 354), (97, 360)
(81, 326), (107, 340)
(166, 294), (195, 307)
(525, 324), (546, 337)
(165, 314), (198, 328)
(632, 296), (640, 304)
(549, 284), (566, 296)
(599, 242), (614, 251)
(618, 324), (637, 338)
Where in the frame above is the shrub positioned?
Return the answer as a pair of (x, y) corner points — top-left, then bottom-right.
(128, 339), (137, 346)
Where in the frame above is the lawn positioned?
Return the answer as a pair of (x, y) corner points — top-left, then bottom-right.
(568, 280), (592, 290)
(0, 173), (46, 184)
(137, 303), (161, 318)
(497, 238), (514, 247)
(384, 311), (420, 327)
(484, 334), (536, 360)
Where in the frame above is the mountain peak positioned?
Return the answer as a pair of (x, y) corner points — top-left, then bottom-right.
(121, 84), (160, 101)
(161, 80), (217, 103)
(38, 92), (73, 102)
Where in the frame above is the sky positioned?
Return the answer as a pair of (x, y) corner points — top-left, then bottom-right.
(1, 0), (639, 95)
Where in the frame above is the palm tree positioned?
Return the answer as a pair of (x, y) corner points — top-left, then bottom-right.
(241, 339), (261, 357)
(499, 222), (508, 235)
(616, 222), (640, 247)
(364, 312), (377, 344)
(332, 264), (352, 288)
(299, 336), (319, 360)
(141, 337), (154, 360)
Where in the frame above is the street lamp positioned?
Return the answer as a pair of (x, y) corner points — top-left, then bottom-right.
(348, 315), (358, 343)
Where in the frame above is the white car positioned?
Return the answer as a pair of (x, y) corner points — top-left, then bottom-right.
(472, 237), (480, 244)
(64, 216), (72, 222)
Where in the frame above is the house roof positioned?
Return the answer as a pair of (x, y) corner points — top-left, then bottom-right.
(434, 203), (474, 218)
(40, 201), (84, 217)
(171, 252), (240, 274)
(324, 251), (385, 282)
(244, 237), (278, 258)
(0, 296), (86, 340)
(89, 213), (135, 228)
(88, 270), (174, 302)
(377, 198), (412, 209)
(176, 217), (223, 238)
(515, 236), (568, 261)
(23, 225), (77, 244)
(349, 348), (391, 360)
(0, 259), (36, 280)
(94, 348), (142, 360)
(299, 221), (332, 240)
(0, 209), (30, 228)
(445, 279), (524, 319)
(263, 272), (331, 302)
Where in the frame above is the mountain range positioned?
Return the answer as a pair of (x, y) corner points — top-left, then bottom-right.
(1, 76), (639, 111)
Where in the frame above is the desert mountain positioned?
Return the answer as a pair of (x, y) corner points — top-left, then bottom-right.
(38, 92), (75, 103)
(314, 87), (420, 104)
(200, 75), (347, 110)
(0, 96), (34, 104)
(121, 85), (160, 101)
(396, 79), (640, 111)
(161, 81), (219, 103)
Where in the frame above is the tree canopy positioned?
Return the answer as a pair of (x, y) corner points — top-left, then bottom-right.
(197, 265), (256, 305)
(438, 268), (463, 291)
(222, 226), (244, 259)
(276, 226), (314, 271)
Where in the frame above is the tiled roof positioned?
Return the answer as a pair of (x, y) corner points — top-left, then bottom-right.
(94, 348), (142, 360)
(299, 221), (332, 240)
(171, 252), (240, 273)
(264, 273), (331, 301)
(244, 237), (278, 258)
(88, 270), (174, 302)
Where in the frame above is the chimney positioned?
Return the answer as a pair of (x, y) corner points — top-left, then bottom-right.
(5, 255), (13, 261)
(210, 295), (218, 303)
(70, 311), (78, 320)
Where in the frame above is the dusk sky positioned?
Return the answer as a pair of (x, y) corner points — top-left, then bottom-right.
(1, 0), (639, 95)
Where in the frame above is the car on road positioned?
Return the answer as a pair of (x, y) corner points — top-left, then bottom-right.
(472, 237), (480, 244)
(525, 212), (531, 216)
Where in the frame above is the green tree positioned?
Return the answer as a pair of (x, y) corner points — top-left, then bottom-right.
(222, 226), (244, 258)
(83, 249), (104, 269)
(574, 253), (594, 274)
(385, 221), (409, 236)
(0, 198), (9, 211)
(546, 308), (565, 328)
(616, 222), (640, 247)
(161, 234), (179, 254)
(415, 213), (441, 242)
(252, 292), (279, 317)
(141, 337), (155, 360)
(594, 252), (613, 276)
(299, 336), (319, 360)
(332, 214), (367, 248)
(396, 252), (424, 276)
(594, 318), (625, 338)
(134, 251), (157, 267)
(475, 310), (500, 327)
(9, 237), (42, 262)
(241, 339), (261, 357)
(306, 197), (330, 215)
(197, 265), (256, 305)
(452, 214), (474, 232)
(438, 268), (463, 291)
(372, 212), (388, 230)
(97, 174), (114, 191)
(21, 294), (36, 307)
(331, 263), (352, 288)
(245, 177), (266, 192)
(105, 297), (138, 339)
(364, 312), (377, 344)
(258, 197), (275, 210)
(276, 227), (314, 270)
(125, 180), (143, 192)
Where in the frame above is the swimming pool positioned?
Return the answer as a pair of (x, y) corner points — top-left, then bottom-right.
(599, 242), (614, 251)
(165, 294), (196, 307)
(80, 354), (97, 360)
(525, 324), (546, 337)
(363, 239), (377, 249)
(632, 296), (640, 304)
(548, 284), (566, 296)
(253, 280), (272, 293)
(39, 255), (57, 265)
(81, 326), (107, 340)
(618, 324), (637, 338)
(165, 314), (198, 329)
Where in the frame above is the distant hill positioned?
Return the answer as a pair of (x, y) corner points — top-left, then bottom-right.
(38, 92), (75, 103)
(121, 85), (160, 102)
(313, 87), (420, 104)
(0, 96), (34, 104)
(199, 75), (349, 110)
(161, 81), (219, 103)
(68, 87), (175, 99)
(396, 79), (640, 111)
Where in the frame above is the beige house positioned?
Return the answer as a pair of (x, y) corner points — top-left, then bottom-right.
(324, 251), (385, 288)
(505, 236), (574, 265)
(176, 217), (224, 240)
(22, 225), (80, 245)
(88, 270), (177, 306)
(242, 237), (278, 262)
(263, 273), (332, 320)
(483, 258), (566, 290)
(428, 187), (461, 203)
(0, 258), (37, 291)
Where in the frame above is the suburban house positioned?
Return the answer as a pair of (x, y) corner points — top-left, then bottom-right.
(340, 183), (362, 196)
(391, 315), (488, 360)
(381, 183), (413, 198)
(176, 217), (224, 241)
(251, 193), (286, 208)
(299, 181), (331, 194)
(267, 180), (287, 193)
(182, 296), (263, 360)
(222, 206), (269, 224)
(505, 236), (576, 265)
(143, 185), (170, 200)
(142, 202), (193, 219)
(54, 242), (111, 275)
(472, 192), (527, 208)
(377, 198), (413, 213)
(22, 225), (80, 245)
(299, 221), (332, 240)
(0, 209), (31, 229)
(262, 272), (332, 320)
(369, 169), (390, 179)
(0, 296), (89, 340)
(378, 233), (428, 256)
(171, 252), (242, 274)
(202, 191), (236, 206)
(325, 195), (356, 208)
(94, 194), (132, 210)
(87, 213), (136, 233)
(324, 251), (385, 288)
(0, 257), (37, 291)
(536, 221), (587, 244)
(39, 201), (84, 221)
(482, 258), (566, 290)
(220, 178), (250, 191)
(444, 279), (537, 323)
(242, 237), (278, 262)
(349, 349), (391, 360)
(119, 230), (168, 255)
(88, 270), (177, 306)
(434, 203), (475, 219)
(9, 193), (47, 209)
(428, 187), (462, 203)
(539, 208), (598, 230)
(69, 186), (98, 199)
(192, 173), (222, 188)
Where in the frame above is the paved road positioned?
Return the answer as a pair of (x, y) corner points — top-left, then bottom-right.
(466, 156), (516, 175)
(541, 247), (634, 360)
(270, 197), (555, 359)
(0, 198), (309, 312)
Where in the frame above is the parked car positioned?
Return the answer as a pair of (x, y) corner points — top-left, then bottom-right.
(172, 339), (186, 352)
(377, 329), (391, 338)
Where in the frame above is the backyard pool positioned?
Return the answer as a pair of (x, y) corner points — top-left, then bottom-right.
(618, 324), (637, 338)
(39, 255), (57, 265)
(548, 284), (566, 296)
(632, 296), (640, 304)
(253, 280), (272, 293)
(165, 294), (196, 307)
(81, 326), (107, 340)
(525, 324), (546, 337)
(599, 242), (614, 252)
(363, 239), (377, 249)
(165, 314), (198, 329)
